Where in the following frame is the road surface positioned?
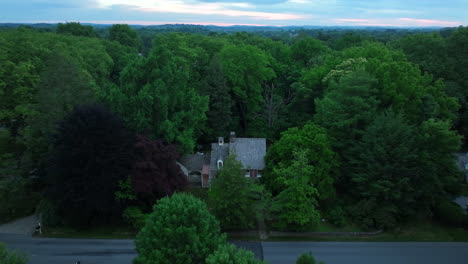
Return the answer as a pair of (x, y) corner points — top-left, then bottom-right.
(1, 234), (468, 264)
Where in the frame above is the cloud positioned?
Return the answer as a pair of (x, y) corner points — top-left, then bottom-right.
(333, 17), (462, 27)
(196, 0), (287, 4)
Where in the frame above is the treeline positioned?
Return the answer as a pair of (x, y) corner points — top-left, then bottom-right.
(1, 22), (468, 230)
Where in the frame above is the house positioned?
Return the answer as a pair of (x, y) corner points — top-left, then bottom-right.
(455, 153), (468, 183)
(179, 132), (266, 187)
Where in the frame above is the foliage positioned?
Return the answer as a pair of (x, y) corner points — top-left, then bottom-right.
(0, 243), (28, 264)
(296, 252), (323, 264)
(46, 104), (135, 228)
(130, 135), (188, 206)
(20, 51), (95, 175)
(208, 155), (256, 230)
(0, 177), (38, 224)
(205, 244), (265, 264)
(56, 22), (97, 37)
(271, 151), (321, 231)
(109, 24), (141, 50)
(264, 122), (337, 199)
(291, 36), (330, 67)
(134, 193), (226, 264)
(219, 44), (275, 132)
(122, 206), (148, 230)
(99, 44), (209, 153)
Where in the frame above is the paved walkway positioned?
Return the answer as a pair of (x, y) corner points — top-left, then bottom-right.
(0, 215), (38, 235)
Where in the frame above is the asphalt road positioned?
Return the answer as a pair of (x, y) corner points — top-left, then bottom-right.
(1, 234), (468, 264)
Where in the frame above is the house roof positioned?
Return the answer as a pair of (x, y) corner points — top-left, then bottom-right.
(230, 138), (266, 170)
(210, 143), (230, 171)
(455, 153), (468, 171)
(180, 153), (207, 172)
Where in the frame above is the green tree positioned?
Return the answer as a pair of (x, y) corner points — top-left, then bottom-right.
(46, 104), (135, 227)
(291, 36), (330, 67)
(271, 151), (321, 231)
(20, 52), (95, 175)
(99, 45), (209, 153)
(219, 44), (275, 132)
(109, 24), (141, 50)
(56, 22), (97, 37)
(0, 243), (27, 264)
(134, 193), (226, 264)
(208, 155), (256, 230)
(202, 56), (233, 139)
(346, 112), (420, 229)
(264, 122), (337, 199)
(206, 244), (265, 264)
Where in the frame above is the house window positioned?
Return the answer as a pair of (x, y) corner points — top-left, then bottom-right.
(245, 170), (250, 177)
(217, 160), (223, 169)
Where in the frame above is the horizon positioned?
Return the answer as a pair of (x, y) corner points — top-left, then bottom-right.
(2, 0), (467, 28)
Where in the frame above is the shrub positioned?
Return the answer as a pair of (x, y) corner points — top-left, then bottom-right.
(134, 193), (226, 264)
(324, 206), (347, 227)
(0, 177), (39, 224)
(205, 244), (265, 264)
(0, 243), (28, 264)
(122, 206), (147, 230)
(434, 200), (467, 226)
(36, 199), (62, 227)
(296, 252), (323, 264)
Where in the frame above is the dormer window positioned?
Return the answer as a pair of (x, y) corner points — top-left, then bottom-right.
(217, 160), (223, 169)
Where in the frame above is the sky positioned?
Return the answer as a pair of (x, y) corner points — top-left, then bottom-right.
(1, 0), (467, 27)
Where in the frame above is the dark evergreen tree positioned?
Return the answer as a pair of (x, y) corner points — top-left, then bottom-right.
(202, 56), (233, 139)
(46, 104), (135, 227)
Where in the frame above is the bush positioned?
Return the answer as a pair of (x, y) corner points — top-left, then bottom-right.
(36, 199), (62, 227)
(434, 200), (467, 226)
(0, 177), (39, 224)
(0, 243), (28, 264)
(122, 206), (147, 230)
(296, 252), (323, 264)
(324, 206), (347, 227)
(205, 244), (265, 264)
(134, 193), (226, 264)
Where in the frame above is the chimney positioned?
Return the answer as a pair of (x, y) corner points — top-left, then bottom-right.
(218, 137), (224, 146)
(230, 131), (236, 143)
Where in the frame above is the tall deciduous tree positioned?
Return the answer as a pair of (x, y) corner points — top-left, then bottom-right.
(46, 104), (135, 227)
(56, 22), (97, 38)
(219, 44), (275, 132)
(134, 193), (226, 264)
(109, 24), (141, 50)
(265, 122), (337, 199)
(99, 45), (209, 153)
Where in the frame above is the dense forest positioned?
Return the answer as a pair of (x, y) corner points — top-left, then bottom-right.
(1, 22), (468, 237)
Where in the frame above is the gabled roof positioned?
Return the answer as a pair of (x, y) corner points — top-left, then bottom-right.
(230, 138), (266, 170)
(455, 153), (468, 171)
(210, 143), (230, 171)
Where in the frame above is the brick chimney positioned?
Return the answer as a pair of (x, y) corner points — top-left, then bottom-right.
(229, 131), (236, 143)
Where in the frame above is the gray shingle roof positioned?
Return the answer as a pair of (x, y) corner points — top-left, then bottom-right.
(455, 153), (468, 171)
(230, 138), (266, 170)
(180, 153), (206, 172)
(210, 143), (230, 171)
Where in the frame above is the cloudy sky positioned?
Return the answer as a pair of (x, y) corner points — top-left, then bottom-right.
(1, 0), (467, 27)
